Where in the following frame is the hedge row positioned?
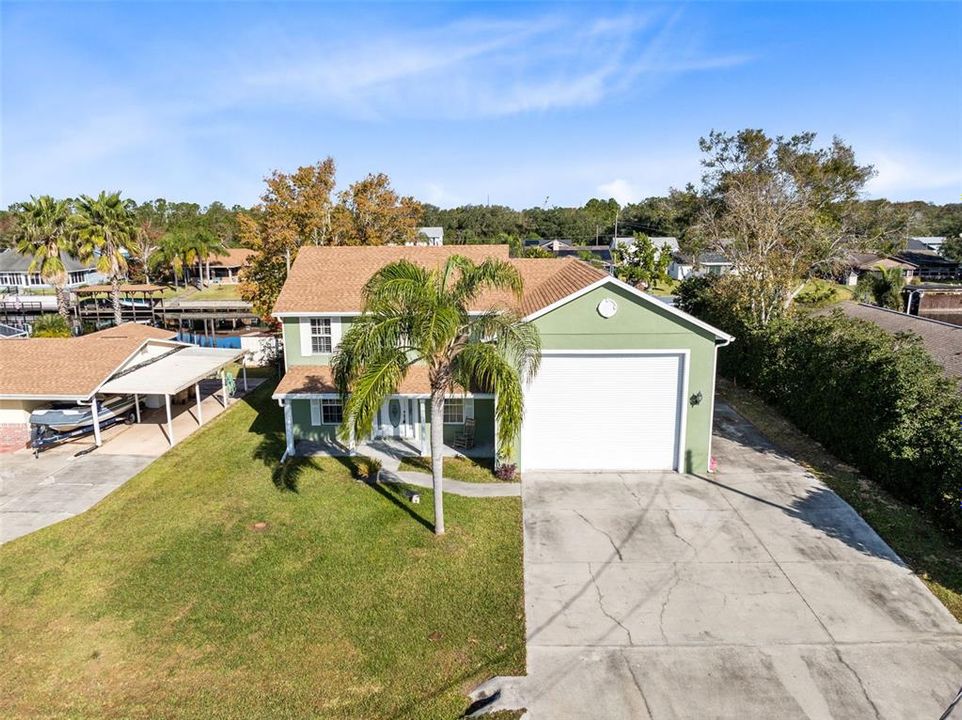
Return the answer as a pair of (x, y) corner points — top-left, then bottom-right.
(680, 277), (962, 531)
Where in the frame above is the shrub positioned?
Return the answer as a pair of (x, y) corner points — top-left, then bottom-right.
(495, 463), (518, 482)
(350, 456), (382, 482)
(31, 314), (71, 338)
(686, 285), (962, 531)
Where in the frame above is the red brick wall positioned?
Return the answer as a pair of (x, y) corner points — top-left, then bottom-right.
(0, 423), (29, 453)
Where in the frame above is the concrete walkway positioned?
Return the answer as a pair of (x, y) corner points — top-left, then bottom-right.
(0, 379), (264, 544)
(472, 402), (962, 719)
(359, 442), (521, 498)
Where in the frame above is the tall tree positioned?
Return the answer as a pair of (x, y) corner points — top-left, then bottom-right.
(332, 256), (541, 535)
(612, 233), (672, 288)
(691, 129), (894, 325)
(13, 196), (75, 323)
(132, 218), (163, 284)
(239, 159), (338, 317)
(331, 173), (423, 246)
(73, 192), (137, 325)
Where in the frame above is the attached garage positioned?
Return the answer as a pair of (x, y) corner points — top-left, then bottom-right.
(521, 351), (687, 471)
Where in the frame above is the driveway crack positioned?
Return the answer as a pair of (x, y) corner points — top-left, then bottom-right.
(658, 567), (682, 644)
(574, 511), (623, 561)
(588, 564), (633, 645)
(833, 647), (882, 720)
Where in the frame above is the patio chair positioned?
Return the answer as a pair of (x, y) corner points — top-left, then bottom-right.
(453, 418), (476, 450)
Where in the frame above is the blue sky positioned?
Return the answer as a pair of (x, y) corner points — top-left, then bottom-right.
(2, 2), (960, 208)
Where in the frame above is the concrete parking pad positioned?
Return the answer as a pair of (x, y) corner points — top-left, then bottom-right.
(0, 379), (264, 544)
(474, 402), (962, 719)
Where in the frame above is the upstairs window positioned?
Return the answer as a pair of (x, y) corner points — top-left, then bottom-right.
(321, 398), (343, 424)
(310, 318), (332, 354)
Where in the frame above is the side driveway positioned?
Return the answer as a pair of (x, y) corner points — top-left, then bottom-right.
(476, 403), (962, 719)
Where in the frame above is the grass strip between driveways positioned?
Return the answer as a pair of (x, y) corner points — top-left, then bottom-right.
(0, 381), (525, 720)
(718, 378), (962, 622)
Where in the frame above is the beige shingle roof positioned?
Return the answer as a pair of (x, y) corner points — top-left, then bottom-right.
(0, 323), (177, 399)
(272, 245), (607, 316)
(273, 364), (477, 398)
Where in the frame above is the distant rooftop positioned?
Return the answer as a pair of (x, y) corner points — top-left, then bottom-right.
(830, 302), (962, 381)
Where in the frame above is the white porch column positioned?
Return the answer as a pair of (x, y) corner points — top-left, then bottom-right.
(165, 394), (175, 446)
(493, 392), (499, 468)
(221, 371), (229, 407)
(348, 422), (356, 456)
(90, 397), (102, 447)
(194, 383), (203, 425)
(419, 398), (428, 455)
(241, 360), (248, 391)
(283, 400), (295, 457)
(134, 393), (141, 423)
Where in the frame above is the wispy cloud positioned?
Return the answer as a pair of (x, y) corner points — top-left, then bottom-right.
(235, 8), (751, 120)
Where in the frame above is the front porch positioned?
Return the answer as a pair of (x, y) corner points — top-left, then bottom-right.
(295, 436), (495, 461)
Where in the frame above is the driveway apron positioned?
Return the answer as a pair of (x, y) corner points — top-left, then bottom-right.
(474, 402), (962, 719)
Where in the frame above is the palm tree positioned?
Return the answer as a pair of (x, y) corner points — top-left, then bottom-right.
(192, 229), (226, 286)
(332, 256), (541, 534)
(857, 266), (906, 310)
(73, 192), (137, 326)
(13, 196), (74, 324)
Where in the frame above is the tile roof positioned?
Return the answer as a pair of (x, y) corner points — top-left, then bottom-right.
(0, 323), (177, 399)
(273, 364), (476, 398)
(829, 302), (962, 380)
(273, 245), (608, 316)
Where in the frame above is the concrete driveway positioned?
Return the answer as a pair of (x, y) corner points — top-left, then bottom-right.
(476, 403), (962, 719)
(0, 379), (263, 544)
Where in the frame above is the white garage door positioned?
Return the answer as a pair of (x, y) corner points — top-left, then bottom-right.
(521, 352), (685, 471)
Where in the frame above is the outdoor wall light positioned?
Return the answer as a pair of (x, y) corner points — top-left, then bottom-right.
(689, 391), (703, 407)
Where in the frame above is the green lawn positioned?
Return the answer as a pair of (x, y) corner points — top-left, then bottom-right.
(398, 456), (511, 483)
(0, 382), (525, 720)
(189, 284), (244, 301)
(794, 278), (854, 308)
(646, 278), (680, 296)
(718, 378), (962, 622)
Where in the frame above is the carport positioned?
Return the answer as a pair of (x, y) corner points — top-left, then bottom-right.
(98, 346), (247, 446)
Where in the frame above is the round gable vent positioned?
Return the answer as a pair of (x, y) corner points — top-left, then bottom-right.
(597, 298), (618, 318)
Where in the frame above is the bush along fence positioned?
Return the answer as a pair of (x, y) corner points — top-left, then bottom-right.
(678, 276), (962, 532)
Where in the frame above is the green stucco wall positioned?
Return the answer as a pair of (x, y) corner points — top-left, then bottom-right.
(283, 317), (354, 367)
(528, 282), (720, 474)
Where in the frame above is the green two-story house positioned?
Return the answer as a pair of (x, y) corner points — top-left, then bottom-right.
(271, 245), (731, 474)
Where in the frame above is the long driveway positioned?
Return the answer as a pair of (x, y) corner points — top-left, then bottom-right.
(475, 403), (962, 719)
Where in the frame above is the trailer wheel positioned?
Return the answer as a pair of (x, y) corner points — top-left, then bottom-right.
(124, 411), (136, 425)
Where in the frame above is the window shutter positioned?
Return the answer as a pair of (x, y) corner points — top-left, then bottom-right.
(330, 318), (342, 351)
(310, 399), (321, 426)
(300, 319), (313, 357)
(464, 398), (475, 420)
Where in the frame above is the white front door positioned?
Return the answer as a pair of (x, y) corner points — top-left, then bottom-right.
(521, 352), (686, 471)
(377, 397), (416, 440)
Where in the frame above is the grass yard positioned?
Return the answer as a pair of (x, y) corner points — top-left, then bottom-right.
(794, 278), (854, 308)
(646, 278), (680, 296)
(0, 382), (525, 720)
(718, 378), (962, 622)
(397, 456), (509, 483)
(190, 283), (244, 301)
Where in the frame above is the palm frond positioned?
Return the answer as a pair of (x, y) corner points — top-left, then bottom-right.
(453, 342), (526, 454)
(337, 348), (411, 443)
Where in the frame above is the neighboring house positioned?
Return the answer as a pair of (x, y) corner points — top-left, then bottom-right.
(414, 227), (444, 246)
(0, 249), (100, 289)
(189, 249), (253, 284)
(610, 236), (680, 255)
(842, 253), (917, 286)
(271, 245), (732, 474)
(909, 236), (947, 254)
(904, 283), (962, 327)
(897, 239), (961, 281)
(528, 239), (615, 272)
(669, 251), (734, 281)
(0, 322), (246, 452)
(830, 302), (962, 381)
